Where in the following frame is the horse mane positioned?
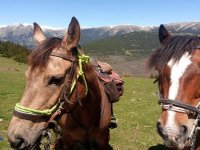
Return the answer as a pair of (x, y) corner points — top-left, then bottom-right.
(148, 35), (200, 70)
(28, 37), (62, 70)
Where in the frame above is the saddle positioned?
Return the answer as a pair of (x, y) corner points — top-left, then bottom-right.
(91, 59), (124, 103)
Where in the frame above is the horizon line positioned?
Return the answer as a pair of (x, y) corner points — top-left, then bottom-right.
(1, 21), (200, 30)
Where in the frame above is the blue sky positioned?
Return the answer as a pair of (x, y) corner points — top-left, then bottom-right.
(1, 0), (200, 27)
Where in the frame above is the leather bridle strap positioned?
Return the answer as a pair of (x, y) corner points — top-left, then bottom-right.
(159, 98), (200, 115)
(50, 52), (76, 62)
(13, 110), (50, 121)
(61, 55), (77, 99)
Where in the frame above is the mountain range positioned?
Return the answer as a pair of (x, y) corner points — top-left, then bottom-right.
(1, 22), (200, 75)
(1, 22), (200, 49)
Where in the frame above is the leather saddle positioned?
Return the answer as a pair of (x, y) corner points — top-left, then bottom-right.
(91, 59), (124, 103)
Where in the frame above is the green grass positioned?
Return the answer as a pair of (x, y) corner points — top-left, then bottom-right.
(0, 57), (26, 149)
(110, 77), (164, 150)
(0, 56), (165, 150)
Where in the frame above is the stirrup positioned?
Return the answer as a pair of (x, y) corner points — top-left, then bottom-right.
(109, 116), (117, 129)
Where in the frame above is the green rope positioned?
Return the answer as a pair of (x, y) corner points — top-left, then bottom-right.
(69, 52), (90, 96)
(15, 103), (58, 116)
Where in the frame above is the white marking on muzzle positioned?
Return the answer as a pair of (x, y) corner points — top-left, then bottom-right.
(166, 52), (192, 130)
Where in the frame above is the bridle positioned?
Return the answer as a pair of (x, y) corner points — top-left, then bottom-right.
(159, 99), (200, 116)
(157, 92), (200, 150)
(13, 46), (90, 149)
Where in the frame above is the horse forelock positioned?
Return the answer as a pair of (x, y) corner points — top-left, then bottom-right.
(148, 35), (200, 71)
(28, 37), (62, 70)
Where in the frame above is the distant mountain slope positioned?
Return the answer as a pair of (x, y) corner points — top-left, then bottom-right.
(0, 24), (148, 48)
(82, 31), (160, 57)
(155, 22), (200, 34)
(1, 22), (200, 50)
(0, 24), (64, 48)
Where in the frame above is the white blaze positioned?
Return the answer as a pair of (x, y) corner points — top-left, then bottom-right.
(166, 52), (192, 129)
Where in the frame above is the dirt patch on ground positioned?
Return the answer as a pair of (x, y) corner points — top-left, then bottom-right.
(92, 55), (151, 77)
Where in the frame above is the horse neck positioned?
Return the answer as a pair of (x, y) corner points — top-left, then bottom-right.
(83, 63), (101, 106)
(75, 63), (102, 123)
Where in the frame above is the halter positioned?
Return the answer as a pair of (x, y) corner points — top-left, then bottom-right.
(13, 47), (90, 121)
(158, 94), (200, 150)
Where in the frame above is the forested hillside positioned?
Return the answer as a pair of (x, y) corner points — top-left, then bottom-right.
(82, 31), (160, 57)
(0, 41), (30, 63)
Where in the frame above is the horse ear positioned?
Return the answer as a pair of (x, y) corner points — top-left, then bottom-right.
(159, 24), (171, 44)
(62, 17), (80, 50)
(33, 22), (46, 44)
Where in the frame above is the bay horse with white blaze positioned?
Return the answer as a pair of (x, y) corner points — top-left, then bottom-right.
(148, 25), (200, 150)
(8, 17), (113, 150)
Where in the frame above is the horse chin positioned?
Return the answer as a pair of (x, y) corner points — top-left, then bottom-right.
(24, 129), (44, 150)
(163, 137), (190, 150)
(29, 135), (42, 150)
(12, 136), (42, 150)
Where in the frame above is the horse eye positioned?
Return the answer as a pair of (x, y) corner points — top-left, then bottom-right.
(48, 76), (64, 85)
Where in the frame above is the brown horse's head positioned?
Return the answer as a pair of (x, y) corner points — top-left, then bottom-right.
(148, 25), (200, 149)
(8, 17), (82, 149)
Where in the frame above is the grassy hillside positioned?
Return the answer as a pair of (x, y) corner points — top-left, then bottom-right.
(0, 57), (26, 149)
(82, 31), (160, 57)
(0, 57), (166, 150)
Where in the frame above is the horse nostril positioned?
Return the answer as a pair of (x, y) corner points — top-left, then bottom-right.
(180, 125), (188, 136)
(10, 138), (26, 149)
(156, 121), (164, 137)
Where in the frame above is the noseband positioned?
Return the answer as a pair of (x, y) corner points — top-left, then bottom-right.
(159, 98), (200, 115)
(158, 95), (200, 150)
(13, 48), (90, 122)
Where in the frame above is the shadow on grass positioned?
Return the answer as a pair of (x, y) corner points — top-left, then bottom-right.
(148, 144), (168, 150)
(70, 140), (113, 150)
(108, 144), (113, 150)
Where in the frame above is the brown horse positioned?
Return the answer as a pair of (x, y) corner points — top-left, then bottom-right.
(148, 25), (200, 150)
(7, 17), (112, 150)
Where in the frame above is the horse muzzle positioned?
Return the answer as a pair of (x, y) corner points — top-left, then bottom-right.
(157, 121), (190, 150)
(8, 131), (42, 150)
(8, 117), (45, 150)
(9, 136), (28, 150)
